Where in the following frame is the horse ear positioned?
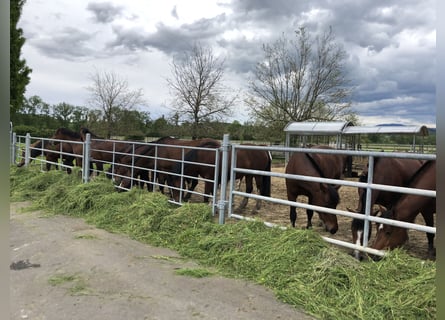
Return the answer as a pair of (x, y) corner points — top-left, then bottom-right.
(377, 205), (387, 214)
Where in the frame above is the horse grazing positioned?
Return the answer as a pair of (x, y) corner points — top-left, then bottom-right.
(371, 160), (436, 259)
(17, 139), (75, 173)
(285, 146), (350, 234)
(50, 127), (85, 171)
(117, 136), (218, 193)
(350, 157), (424, 259)
(79, 127), (133, 176)
(168, 142), (272, 212)
(112, 142), (164, 191)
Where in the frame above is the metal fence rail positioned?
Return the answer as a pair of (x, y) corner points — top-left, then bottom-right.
(11, 132), (436, 258)
(228, 143), (436, 257)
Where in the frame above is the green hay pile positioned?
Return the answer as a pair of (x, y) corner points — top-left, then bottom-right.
(10, 166), (436, 319)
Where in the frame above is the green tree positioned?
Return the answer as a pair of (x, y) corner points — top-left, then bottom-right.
(150, 116), (170, 137)
(71, 106), (89, 129)
(10, 0), (32, 120)
(52, 102), (75, 128)
(23, 95), (49, 115)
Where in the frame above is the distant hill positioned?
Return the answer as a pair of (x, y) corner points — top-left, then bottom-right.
(376, 123), (405, 127)
(376, 123), (436, 135)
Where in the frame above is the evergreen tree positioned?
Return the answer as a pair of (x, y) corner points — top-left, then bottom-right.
(10, 0), (32, 119)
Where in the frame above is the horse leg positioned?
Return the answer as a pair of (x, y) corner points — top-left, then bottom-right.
(235, 176), (252, 213)
(254, 175), (263, 212)
(140, 169), (149, 191)
(287, 193), (297, 228)
(421, 210), (436, 259)
(63, 158), (74, 174)
(203, 181), (213, 203)
(306, 209), (314, 229)
(95, 162), (104, 176)
(306, 196), (314, 229)
(184, 178), (198, 202)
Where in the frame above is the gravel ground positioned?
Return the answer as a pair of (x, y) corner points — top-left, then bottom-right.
(10, 201), (315, 320)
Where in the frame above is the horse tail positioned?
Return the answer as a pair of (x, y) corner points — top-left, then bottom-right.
(259, 151), (272, 197)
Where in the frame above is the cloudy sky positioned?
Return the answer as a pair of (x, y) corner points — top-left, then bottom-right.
(19, 0), (436, 127)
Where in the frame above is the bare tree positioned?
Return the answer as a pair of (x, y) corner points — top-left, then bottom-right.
(246, 26), (354, 135)
(166, 43), (236, 139)
(86, 69), (145, 138)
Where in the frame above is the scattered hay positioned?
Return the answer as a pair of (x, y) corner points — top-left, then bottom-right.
(10, 166), (436, 319)
(175, 268), (214, 278)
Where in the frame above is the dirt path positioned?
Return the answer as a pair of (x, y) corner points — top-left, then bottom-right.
(10, 202), (314, 320)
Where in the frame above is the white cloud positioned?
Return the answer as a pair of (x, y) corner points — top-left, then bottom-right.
(18, 0), (435, 127)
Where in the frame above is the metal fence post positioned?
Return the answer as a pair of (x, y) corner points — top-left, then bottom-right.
(218, 134), (230, 224)
(83, 133), (91, 183)
(362, 155), (374, 248)
(24, 133), (31, 166)
(11, 132), (17, 165)
(227, 144), (238, 218)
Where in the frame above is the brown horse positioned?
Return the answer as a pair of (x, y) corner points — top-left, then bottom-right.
(112, 142), (164, 191)
(117, 137), (219, 192)
(285, 146), (350, 234)
(17, 139), (75, 173)
(79, 127), (134, 175)
(371, 160), (436, 259)
(350, 157), (424, 259)
(49, 128), (85, 171)
(168, 142), (272, 212)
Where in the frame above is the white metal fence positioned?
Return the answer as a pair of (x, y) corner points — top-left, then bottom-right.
(11, 132), (436, 258)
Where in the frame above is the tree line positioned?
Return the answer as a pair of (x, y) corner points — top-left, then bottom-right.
(11, 95), (269, 142)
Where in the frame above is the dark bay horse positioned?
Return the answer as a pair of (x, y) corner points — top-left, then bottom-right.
(79, 127), (133, 175)
(285, 146), (350, 234)
(112, 142), (162, 191)
(371, 160), (436, 259)
(49, 128), (85, 171)
(168, 142), (272, 213)
(350, 157), (424, 259)
(116, 137), (219, 192)
(17, 139), (75, 173)
(17, 140), (58, 171)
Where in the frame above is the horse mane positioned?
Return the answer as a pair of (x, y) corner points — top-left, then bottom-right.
(305, 152), (327, 178)
(305, 152), (339, 204)
(405, 159), (435, 187)
(152, 136), (178, 144)
(55, 127), (82, 139)
(80, 127), (102, 139)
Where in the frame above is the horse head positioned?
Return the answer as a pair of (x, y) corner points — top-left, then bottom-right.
(317, 183), (340, 234)
(371, 207), (409, 256)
